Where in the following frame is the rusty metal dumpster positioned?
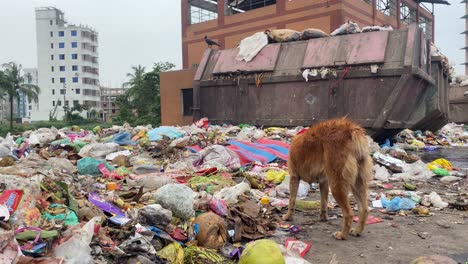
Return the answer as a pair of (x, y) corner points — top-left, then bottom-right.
(192, 24), (449, 140)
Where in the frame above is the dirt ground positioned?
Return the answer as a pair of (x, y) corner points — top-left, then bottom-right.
(270, 148), (468, 264)
(273, 192), (467, 264)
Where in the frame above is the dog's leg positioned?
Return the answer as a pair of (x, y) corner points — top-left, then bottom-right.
(283, 174), (300, 221)
(350, 176), (369, 236)
(330, 183), (353, 240)
(350, 157), (371, 236)
(319, 178), (329, 221)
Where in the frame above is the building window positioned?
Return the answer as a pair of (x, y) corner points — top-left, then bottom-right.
(65, 100), (69, 106)
(52, 101), (55, 106)
(75, 89), (80, 94)
(51, 55), (54, 60)
(50, 31), (53, 37)
(59, 54), (65, 60)
(103, 103), (107, 107)
(71, 54), (78, 60)
(50, 43), (54, 49)
(57, 101), (62, 106)
(52, 89), (55, 95)
(112, 109), (116, 114)
(58, 31), (64, 37)
(50, 20), (53, 25)
(71, 30), (77, 36)
(60, 89), (65, 95)
(51, 78), (55, 84)
(71, 42), (77, 48)
(72, 65), (78, 71)
(29, 105), (32, 110)
(59, 42), (65, 48)
(181, 88), (193, 116)
(51, 66), (54, 72)
(60, 66), (65, 71)
(73, 100), (79, 106)
(111, 103), (115, 107)
(72, 77), (78, 83)
(60, 77), (66, 83)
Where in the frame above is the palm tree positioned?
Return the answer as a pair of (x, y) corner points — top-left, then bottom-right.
(123, 65), (146, 88)
(1, 62), (41, 129)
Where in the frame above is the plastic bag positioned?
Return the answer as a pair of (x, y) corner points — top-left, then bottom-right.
(138, 204), (172, 228)
(210, 198), (228, 216)
(111, 132), (137, 146)
(195, 145), (241, 171)
(361, 25), (393, 33)
(127, 174), (176, 192)
(52, 217), (100, 264)
(154, 184), (195, 219)
(77, 157), (115, 176)
(46, 157), (76, 173)
(428, 158), (453, 171)
(428, 192), (448, 209)
(148, 126), (185, 142)
(213, 182), (251, 205)
(265, 170), (287, 183)
(78, 142), (120, 158)
(381, 195), (416, 211)
(373, 164), (390, 182)
(331, 21), (361, 36)
(301, 28), (329, 40)
(236, 32), (269, 62)
(276, 176), (310, 199)
(239, 239), (285, 264)
(157, 242), (184, 264)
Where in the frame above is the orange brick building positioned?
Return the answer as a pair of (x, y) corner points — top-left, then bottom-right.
(161, 0), (437, 126)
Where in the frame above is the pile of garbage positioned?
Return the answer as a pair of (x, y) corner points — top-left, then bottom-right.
(394, 123), (468, 148)
(0, 119), (466, 263)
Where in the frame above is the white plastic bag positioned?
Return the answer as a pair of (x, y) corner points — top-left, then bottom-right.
(53, 216), (100, 264)
(214, 181), (251, 205)
(373, 164), (390, 182)
(276, 176), (310, 199)
(154, 184), (195, 219)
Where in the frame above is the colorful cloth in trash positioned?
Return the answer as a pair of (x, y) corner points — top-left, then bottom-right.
(187, 138), (289, 166)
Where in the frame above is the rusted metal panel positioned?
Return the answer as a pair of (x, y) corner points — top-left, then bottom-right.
(194, 49), (212, 81)
(302, 37), (341, 68)
(274, 41), (308, 76)
(302, 31), (389, 68)
(345, 31), (389, 65)
(212, 44), (281, 74)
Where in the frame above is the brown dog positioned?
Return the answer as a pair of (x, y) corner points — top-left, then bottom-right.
(283, 118), (372, 240)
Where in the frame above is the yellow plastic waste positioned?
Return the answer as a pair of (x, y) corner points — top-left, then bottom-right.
(157, 242), (184, 264)
(427, 158), (453, 171)
(265, 170), (287, 183)
(239, 239), (285, 264)
(410, 140), (425, 148)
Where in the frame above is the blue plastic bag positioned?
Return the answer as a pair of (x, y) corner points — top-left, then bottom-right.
(111, 132), (137, 146)
(148, 127), (185, 142)
(381, 196), (416, 211)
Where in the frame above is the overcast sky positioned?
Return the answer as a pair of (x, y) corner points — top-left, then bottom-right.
(0, 0), (464, 87)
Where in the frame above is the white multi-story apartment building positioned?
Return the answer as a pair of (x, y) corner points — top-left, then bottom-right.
(33, 7), (100, 121)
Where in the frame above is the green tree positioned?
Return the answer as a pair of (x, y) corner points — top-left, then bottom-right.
(118, 62), (174, 126)
(123, 65), (146, 88)
(1, 62), (41, 129)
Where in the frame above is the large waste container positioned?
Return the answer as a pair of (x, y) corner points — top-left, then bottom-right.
(192, 24), (449, 141)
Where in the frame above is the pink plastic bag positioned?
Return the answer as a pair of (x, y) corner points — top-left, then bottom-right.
(209, 199), (227, 216)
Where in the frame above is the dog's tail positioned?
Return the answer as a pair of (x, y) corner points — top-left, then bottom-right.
(352, 128), (373, 181)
